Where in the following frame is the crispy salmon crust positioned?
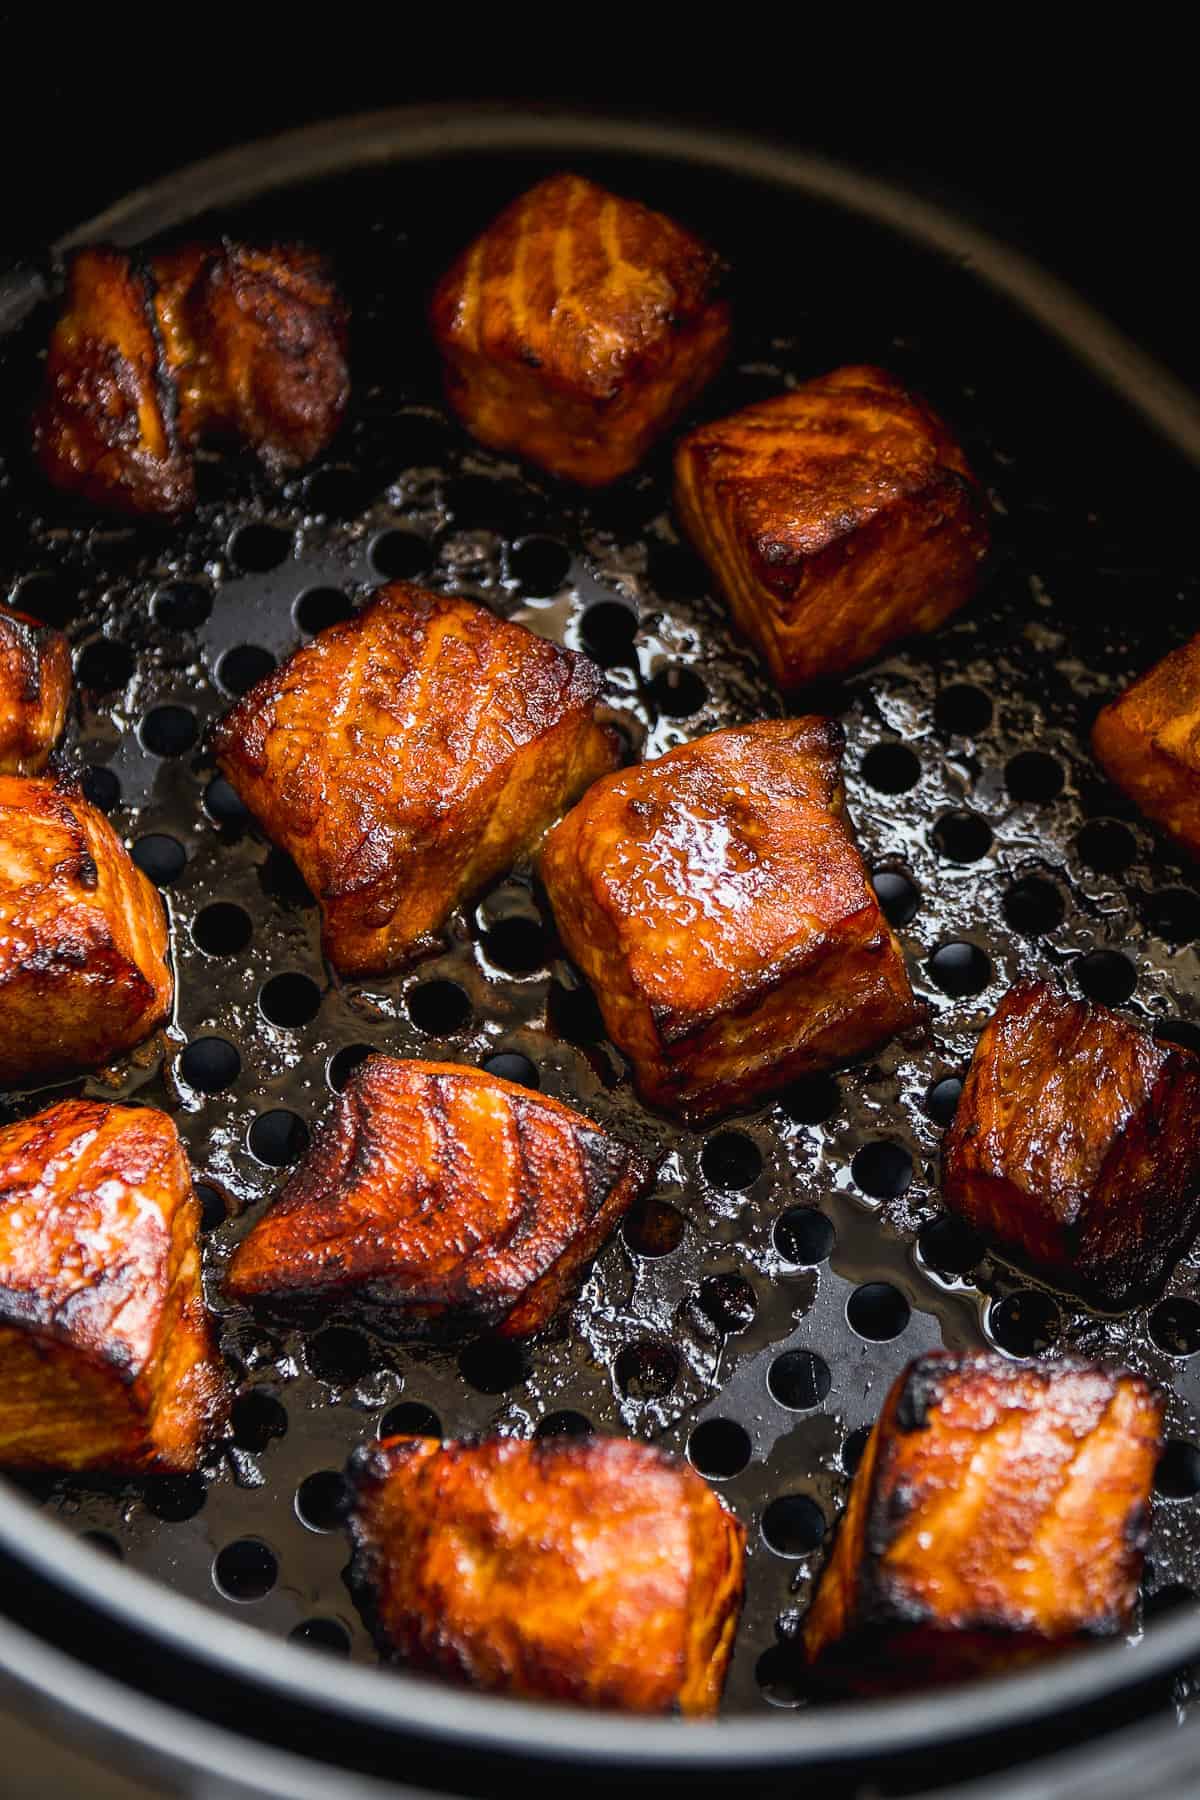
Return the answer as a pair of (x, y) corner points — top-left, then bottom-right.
(347, 1434), (746, 1714)
(0, 1099), (226, 1473)
(0, 775), (172, 1085)
(34, 242), (348, 517)
(803, 1351), (1163, 1693)
(942, 978), (1200, 1304)
(226, 1056), (650, 1339)
(1092, 631), (1200, 860)
(211, 582), (619, 976)
(538, 717), (920, 1121)
(431, 172), (730, 485)
(674, 365), (989, 688)
(0, 603), (71, 774)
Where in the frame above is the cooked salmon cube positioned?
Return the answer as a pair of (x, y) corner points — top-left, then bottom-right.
(804, 1351), (1162, 1693)
(34, 241), (348, 517)
(226, 1055), (649, 1338)
(0, 603), (71, 774)
(942, 978), (1200, 1304)
(431, 172), (730, 485)
(212, 582), (619, 976)
(538, 717), (920, 1121)
(0, 1099), (227, 1473)
(674, 365), (990, 689)
(0, 776), (172, 1085)
(347, 1434), (745, 1713)
(152, 240), (349, 474)
(1092, 631), (1200, 860)
(33, 246), (195, 517)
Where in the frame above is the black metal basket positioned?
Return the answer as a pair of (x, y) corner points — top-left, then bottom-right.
(2, 108), (1200, 1798)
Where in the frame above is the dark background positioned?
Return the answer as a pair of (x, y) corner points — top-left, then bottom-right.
(0, 41), (1190, 386)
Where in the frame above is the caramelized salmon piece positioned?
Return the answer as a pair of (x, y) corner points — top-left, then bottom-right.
(431, 173), (730, 485)
(1092, 631), (1200, 859)
(942, 978), (1200, 1304)
(32, 247), (194, 517)
(539, 718), (920, 1121)
(34, 241), (347, 517)
(804, 1351), (1162, 1693)
(226, 1056), (649, 1338)
(0, 775), (172, 1085)
(674, 366), (990, 688)
(212, 582), (618, 976)
(0, 603), (71, 774)
(348, 1434), (745, 1713)
(0, 1099), (226, 1472)
(152, 241), (349, 473)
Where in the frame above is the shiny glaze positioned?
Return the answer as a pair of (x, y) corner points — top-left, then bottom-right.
(1093, 630), (1200, 860)
(804, 1351), (1163, 1692)
(539, 718), (920, 1120)
(34, 242), (347, 518)
(943, 978), (1200, 1303)
(348, 1433), (745, 1714)
(674, 364), (989, 687)
(0, 1098), (226, 1472)
(227, 1055), (650, 1339)
(212, 582), (618, 976)
(432, 173), (730, 484)
(0, 603), (70, 774)
(0, 776), (172, 1084)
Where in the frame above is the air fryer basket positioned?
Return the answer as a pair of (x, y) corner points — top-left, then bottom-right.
(3, 110), (1200, 1792)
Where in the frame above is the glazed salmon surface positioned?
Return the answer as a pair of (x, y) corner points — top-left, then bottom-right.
(804, 1351), (1163, 1692)
(431, 172), (730, 484)
(212, 582), (618, 976)
(539, 717), (920, 1120)
(0, 603), (71, 774)
(0, 775), (172, 1084)
(1092, 630), (1200, 860)
(226, 1056), (650, 1338)
(674, 365), (989, 688)
(348, 1434), (745, 1714)
(942, 978), (1200, 1303)
(0, 1099), (226, 1472)
(34, 241), (347, 517)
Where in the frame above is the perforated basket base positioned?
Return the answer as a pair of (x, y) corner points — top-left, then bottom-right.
(2, 138), (1200, 1724)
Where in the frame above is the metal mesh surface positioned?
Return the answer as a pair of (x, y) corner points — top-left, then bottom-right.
(1, 149), (1199, 1720)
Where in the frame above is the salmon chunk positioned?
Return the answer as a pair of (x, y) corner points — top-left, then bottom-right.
(431, 173), (730, 485)
(0, 1099), (226, 1472)
(539, 717), (920, 1121)
(674, 365), (989, 688)
(942, 978), (1200, 1304)
(1092, 631), (1200, 860)
(0, 603), (71, 774)
(226, 1056), (649, 1338)
(348, 1434), (745, 1713)
(34, 241), (348, 517)
(212, 582), (619, 976)
(0, 776), (172, 1085)
(804, 1351), (1162, 1693)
